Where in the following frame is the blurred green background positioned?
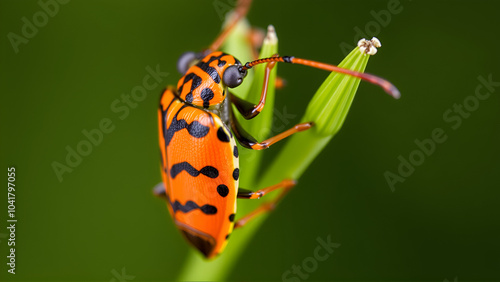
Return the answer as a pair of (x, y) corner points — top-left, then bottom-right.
(1, 0), (499, 281)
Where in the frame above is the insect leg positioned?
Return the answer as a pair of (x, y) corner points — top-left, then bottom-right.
(230, 59), (277, 120)
(207, 0), (253, 52)
(153, 182), (167, 200)
(234, 179), (296, 229)
(229, 109), (313, 150)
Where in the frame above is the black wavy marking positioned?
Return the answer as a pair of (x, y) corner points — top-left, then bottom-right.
(198, 60), (221, 84)
(197, 53), (230, 84)
(170, 161), (219, 179)
(177, 53), (226, 100)
(162, 104), (210, 147)
(178, 72), (202, 101)
(167, 195), (217, 215)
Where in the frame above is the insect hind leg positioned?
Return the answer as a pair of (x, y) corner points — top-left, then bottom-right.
(153, 182), (167, 200)
(234, 179), (296, 229)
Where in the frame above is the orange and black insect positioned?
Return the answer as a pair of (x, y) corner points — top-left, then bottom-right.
(153, 0), (399, 259)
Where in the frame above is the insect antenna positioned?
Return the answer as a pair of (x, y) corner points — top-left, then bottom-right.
(240, 53), (400, 99)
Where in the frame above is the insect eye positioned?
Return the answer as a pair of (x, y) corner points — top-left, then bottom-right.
(177, 51), (198, 74)
(223, 65), (245, 88)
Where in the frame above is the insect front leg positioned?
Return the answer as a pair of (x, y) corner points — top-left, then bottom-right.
(230, 59), (278, 120)
(234, 179), (296, 229)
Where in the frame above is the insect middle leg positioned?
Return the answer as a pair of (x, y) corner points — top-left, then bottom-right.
(234, 179), (296, 229)
(230, 107), (313, 150)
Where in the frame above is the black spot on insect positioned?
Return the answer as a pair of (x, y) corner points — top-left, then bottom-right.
(233, 146), (238, 158)
(217, 127), (230, 142)
(233, 168), (239, 181)
(200, 166), (219, 178)
(187, 120), (210, 138)
(217, 184), (229, 197)
(185, 93), (193, 103)
(200, 205), (217, 215)
(201, 88), (214, 108)
(229, 213), (235, 222)
(225, 234), (231, 240)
